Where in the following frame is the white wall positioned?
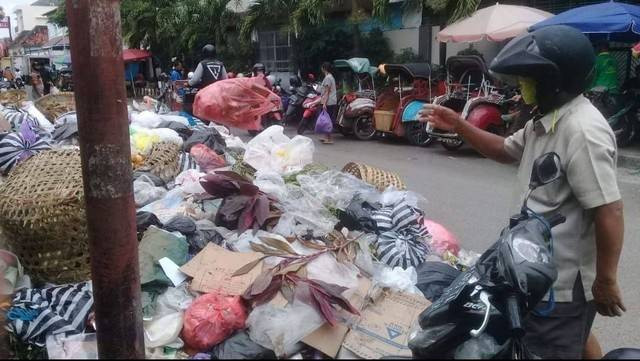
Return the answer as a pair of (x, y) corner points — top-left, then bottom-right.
(384, 28), (420, 55)
(13, 5), (57, 34)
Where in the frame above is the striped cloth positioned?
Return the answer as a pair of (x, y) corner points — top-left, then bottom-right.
(1, 106), (37, 132)
(372, 199), (432, 269)
(8, 282), (93, 346)
(0, 132), (51, 175)
(179, 152), (200, 173)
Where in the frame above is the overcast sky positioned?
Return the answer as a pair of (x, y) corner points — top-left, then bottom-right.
(1, 0), (36, 39)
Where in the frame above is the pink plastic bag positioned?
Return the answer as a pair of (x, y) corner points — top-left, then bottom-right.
(182, 293), (247, 351)
(423, 219), (460, 256)
(190, 144), (226, 172)
(193, 78), (281, 131)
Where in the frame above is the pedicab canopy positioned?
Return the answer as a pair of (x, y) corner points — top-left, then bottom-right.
(333, 58), (378, 75)
(529, 1), (640, 42)
(379, 63), (432, 80)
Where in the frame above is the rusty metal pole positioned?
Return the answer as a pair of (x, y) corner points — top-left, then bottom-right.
(66, 0), (145, 358)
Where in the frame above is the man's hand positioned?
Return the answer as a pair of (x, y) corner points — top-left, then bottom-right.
(417, 104), (464, 132)
(592, 278), (626, 317)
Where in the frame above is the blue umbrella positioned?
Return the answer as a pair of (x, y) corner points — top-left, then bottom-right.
(529, 1), (640, 42)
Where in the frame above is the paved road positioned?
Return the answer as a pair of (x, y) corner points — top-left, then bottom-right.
(283, 129), (640, 353)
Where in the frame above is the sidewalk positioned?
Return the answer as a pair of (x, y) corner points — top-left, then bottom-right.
(619, 146), (640, 170)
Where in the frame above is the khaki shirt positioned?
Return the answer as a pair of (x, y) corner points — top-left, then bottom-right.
(504, 95), (621, 302)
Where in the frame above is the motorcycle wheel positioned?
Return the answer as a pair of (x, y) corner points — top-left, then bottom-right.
(405, 121), (435, 147)
(353, 116), (376, 141)
(612, 114), (634, 148)
(441, 139), (464, 151)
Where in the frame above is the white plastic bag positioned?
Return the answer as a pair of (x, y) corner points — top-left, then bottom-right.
(131, 111), (163, 128)
(297, 170), (377, 210)
(143, 285), (195, 349)
(373, 264), (422, 295)
(307, 253), (359, 290)
(254, 170), (288, 200)
(134, 178), (167, 207)
(25, 103), (55, 134)
(247, 299), (325, 357)
(152, 128), (183, 147)
(46, 333), (98, 359)
(159, 114), (190, 126)
(174, 169), (206, 195)
(140, 188), (187, 223)
(243, 126), (313, 175)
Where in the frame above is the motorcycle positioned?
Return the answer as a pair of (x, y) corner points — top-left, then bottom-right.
(409, 152), (566, 359)
(333, 58), (377, 139)
(285, 76), (321, 126)
(585, 86), (639, 148)
(296, 92), (322, 135)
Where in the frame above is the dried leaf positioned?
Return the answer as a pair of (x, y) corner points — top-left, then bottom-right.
(261, 237), (298, 255)
(275, 261), (305, 276)
(281, 282), (295, 304)
(310, 286), (338, 326)
(244, 270), (275, 298)
(294, 282), (313, 306)
(297, 237), (327, 251)
(253, 276), (283, 306)
(232, 256), (267, 277)
(309, 279), (360, 316)
(238, 197), (258, 233)
(254, 195), (270, 226)
(250, 242), (288, 256)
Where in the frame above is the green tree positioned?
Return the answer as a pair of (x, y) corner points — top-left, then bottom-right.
(373, 0), (481, 24)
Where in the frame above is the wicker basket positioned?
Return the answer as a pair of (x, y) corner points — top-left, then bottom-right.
(342, 162), (406, 191)
(0, 90), (27, 107)
(374, 110), (395, 132)
(0, 149), (90, 283)
(138, 142), (182, 183)
(33, 92), (76, 123)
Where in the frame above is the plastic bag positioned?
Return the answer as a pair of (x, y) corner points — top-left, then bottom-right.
(140, 188), (188, 223)
(373, 265), (422, 294)
(272, 185), (337, 237)
(415, 261), (461, 302)
(339, 195), (379, 233)
(423, 219), (460, 257)
(297, 170), (376, 211)
(190, 144), (226, 172)
(307, 253), (359, 290)
(193, 77), (281, 130)
(211, 331), (276, 359)
(163, 216), (197, 236)
(174, 169), (207, 195)
(182, 293), (247, 351)
(157, 121), (193, 141)
(243, 126), (314, 175)
(144, 285), (195, 349)
(184, 128), (226, 154)
(131, 111), (164, 128)
(247, 299), (325, 357)
(137, 211), (163, 234)
(46, 333), (98, 360)
(253, 170), (288, 200)
(153, 128), (184, 147)
(25, 103), (54, 134)
(314, 110), (333, 134)
(134, 178), (167, 207)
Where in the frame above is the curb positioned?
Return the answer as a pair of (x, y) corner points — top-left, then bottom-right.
(618, 152), (640, 170)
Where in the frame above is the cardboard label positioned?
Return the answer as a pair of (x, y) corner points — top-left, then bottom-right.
(342, 291), (431, 359)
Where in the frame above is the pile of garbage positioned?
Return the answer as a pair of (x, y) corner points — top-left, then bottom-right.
(0, 99), (480, 359)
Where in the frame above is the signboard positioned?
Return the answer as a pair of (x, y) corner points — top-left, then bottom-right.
(0, 19), (9, 30)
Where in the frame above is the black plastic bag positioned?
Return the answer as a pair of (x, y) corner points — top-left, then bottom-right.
(158, 120), (194, 141)
(163, 216), (197, 235)
(137, 211), (163, 235)
(187, 227), (225, 254)
(415, 262), (461, 302)
(338, 195), (379, 232)
(210, 331), (276, 359)
(184, 128), (226, 155)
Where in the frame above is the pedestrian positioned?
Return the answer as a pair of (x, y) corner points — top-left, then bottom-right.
(318, 62), (337, 144)
(170, 60), (183, 82)
(188, 44), (227, 89)
(30, 63), (44, 99)
(39, 63), (54, 95)
(419, 25), (625, 359)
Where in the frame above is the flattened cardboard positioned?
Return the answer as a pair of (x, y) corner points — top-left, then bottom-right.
(342, 291), (431, 359)
(180, 243), (264, 295)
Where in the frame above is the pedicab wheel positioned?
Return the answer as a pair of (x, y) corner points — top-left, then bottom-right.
(441, 139), (464, 151)
(405, 121), (434, 147)
(353, 116), (376, 140)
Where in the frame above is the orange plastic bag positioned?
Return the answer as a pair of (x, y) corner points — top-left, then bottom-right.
(182, 293), (247, 351)
(193, 78), (281, 130)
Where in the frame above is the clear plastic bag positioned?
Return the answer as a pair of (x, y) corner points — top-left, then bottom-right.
(372, 265), (422, 295)
(46, 333), (98, 359)
(243, 126), (314, 175)
(140, 188), (188, 223)
(307, 253), (359, 290)
(247, 299), (325, 357)
(254, 170), (288, 200)
(134, 178), (167, 208)
(131, 110), (164, 128)
(174, 169), (207, 195)
(297, 170), (377, 211)
(454, 333), (501, 359)
(272, 185), (337, 237)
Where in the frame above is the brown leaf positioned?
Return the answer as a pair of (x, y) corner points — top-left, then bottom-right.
(275, 261), (305, 276)
(250, 242), (288, 256)
(232, 256), (267, 277)
(260, 236), (298, 255)
(253, 276), (283, 306)
(281, 282), (295, 304)
(245, 270), (275, 298)
(310, 286), (338, 326)
(298, 237), (327, 251)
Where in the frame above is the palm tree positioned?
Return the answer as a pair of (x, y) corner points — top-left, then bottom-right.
(372, 0), (481, 24)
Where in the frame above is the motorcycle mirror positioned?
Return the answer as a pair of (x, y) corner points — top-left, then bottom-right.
(529, 152), (562, 190)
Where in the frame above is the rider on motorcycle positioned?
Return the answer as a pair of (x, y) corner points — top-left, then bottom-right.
(420, 25), (625, 359)
(188, 44), (228, 89)
(252, 63), (272, 89)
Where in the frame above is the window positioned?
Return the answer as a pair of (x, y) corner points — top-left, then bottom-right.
(258, 30), (291, 73)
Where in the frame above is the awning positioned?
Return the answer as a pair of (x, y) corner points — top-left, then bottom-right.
(123, 49), (152, 63)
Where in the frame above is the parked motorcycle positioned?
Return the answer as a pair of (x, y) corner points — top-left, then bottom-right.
(296, 92), (322, 135)
(333, 58), (377, 139)
(285, 75), (320, 126)
(409, 152), (565, 359)
(585, 86), (639, 148)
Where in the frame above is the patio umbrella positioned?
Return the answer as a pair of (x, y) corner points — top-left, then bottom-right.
(529, 1), (640, 42)
(437, 3), (552, 42)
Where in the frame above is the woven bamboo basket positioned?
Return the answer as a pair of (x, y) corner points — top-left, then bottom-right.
(138, 142), (182, 183)
(342, 162), (406, 191)
(33, 92), (76, 123)
(0, 149), (90, 283)
(0, 90), (27, 107)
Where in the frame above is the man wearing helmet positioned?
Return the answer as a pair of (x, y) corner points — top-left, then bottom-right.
(252, 63), (272, 89)
(188, 44), (228, 89)
(420, 25), (625, 359)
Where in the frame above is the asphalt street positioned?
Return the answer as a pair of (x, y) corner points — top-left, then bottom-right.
(285, 128), (640, 353)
